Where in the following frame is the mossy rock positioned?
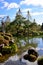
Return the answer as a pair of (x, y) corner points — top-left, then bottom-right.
(37, 57), (43, 65)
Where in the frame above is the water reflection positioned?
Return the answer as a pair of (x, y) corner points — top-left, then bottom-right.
(0, 37), (43, 64)
(15, 37), (43, 56)
(15, 37), (38, 48)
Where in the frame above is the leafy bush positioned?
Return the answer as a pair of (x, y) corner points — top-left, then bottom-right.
(23, 54), (37, 62)
(29, 54), (37, 62)
(23, 48), (38, 62)
(5, 33), (12, 37)
(2, 46), (11, 54)
(23, 54), (29, 60)
(11, 44), (18, 53)
(3, 39), (9, 46)
(32, 31), (39, 36)
(37, 57), (43, 65)
(9, 40), (14, 45)
(4, 35), (10, 40)
(0, 35), (4, 44)
(39, 31), (43, 35)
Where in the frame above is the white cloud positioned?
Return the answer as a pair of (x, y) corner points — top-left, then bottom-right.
(1, 1), (19, 9)
(0, 15), (7, 18)
(7, 3), (19, 10)
(20, 0), (43, 7)
(22, 11), (43, 17)
(31, 12), (43, 16)
(1, 2), (9, 9)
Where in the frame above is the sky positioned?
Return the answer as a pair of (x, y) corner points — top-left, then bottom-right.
(0, 0), (43, 25)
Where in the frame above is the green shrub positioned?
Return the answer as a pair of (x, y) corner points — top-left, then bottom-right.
(11, 44), (18, 53)
(37, 57), (43, 65)
(39, 31), (43, 35)
(4, 35), (10, 40)
(5, 33), (12, 37)
(32, 31), (39, 36)
(0, 35), (4, 44)
(9, 41), (13, 46)
(29, 54), (37, 62)
(3, 39), (9, 46)
(2, 46), (11, 54)
(23, 54), (37, 62)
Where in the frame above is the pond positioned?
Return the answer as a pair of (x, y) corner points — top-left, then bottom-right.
(0, 37), (43, 65)
(16, 37), (43, 56)
(29, 37), (43, 56)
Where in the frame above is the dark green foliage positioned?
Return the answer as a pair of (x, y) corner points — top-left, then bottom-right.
(0, 36), (4, 44)
(41, 23), (43, 31)
(5, 33), (12, 37)
(4, 35), (10, 40)
(23, 54), (28, 60)
(11, 44), (17, 53)
(4, 9), (42, 37)
(39, 31), (43, 35)
(28, 49), (38, 57)
(23, 48), (38, 62)
(2, 46), (11, 54)
(38, 57), (43, 65)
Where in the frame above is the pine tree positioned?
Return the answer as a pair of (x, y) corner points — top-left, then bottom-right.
(41, 23), (43, 30)
(5, 16), (10, 26)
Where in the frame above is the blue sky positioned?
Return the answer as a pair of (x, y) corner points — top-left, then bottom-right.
(0, 0), (43, 25)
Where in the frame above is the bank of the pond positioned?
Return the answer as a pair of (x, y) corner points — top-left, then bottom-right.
(0, 51), (39, 65)
(0, 44), (29, 63)
(0, 41), (37, 63)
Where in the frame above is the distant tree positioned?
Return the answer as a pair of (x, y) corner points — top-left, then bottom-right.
(29, 19), (38, 31)
(27, 10), (31, 21)
(1, 18), (5, 33)
(41, 23), (43, 31)
(5, 16), (10, 26)
(27, 11), (31, 36)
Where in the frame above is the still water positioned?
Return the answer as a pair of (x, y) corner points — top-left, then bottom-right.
(29, 37), (43, 48)
(15, 37), (43, 56)
(0, 37), (43, 65)
(29, 37), (43, 56)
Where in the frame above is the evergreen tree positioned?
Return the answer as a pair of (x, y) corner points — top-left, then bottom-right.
(5, 16), (10, 26)
(41, 23), (43, 30)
